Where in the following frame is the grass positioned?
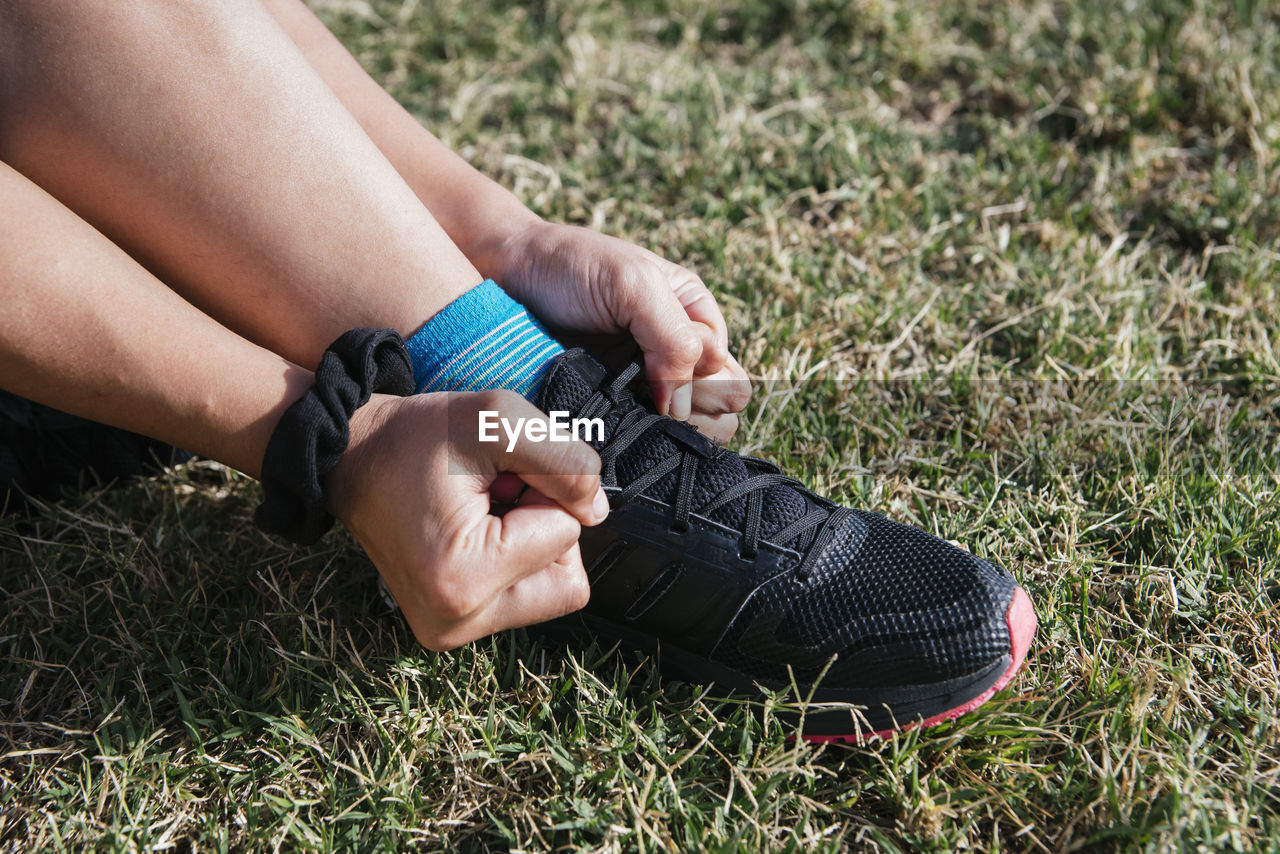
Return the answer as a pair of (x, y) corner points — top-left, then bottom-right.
(3, 0), (1279, 849)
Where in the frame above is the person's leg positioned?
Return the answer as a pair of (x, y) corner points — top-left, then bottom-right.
(0, 0), (487, 371)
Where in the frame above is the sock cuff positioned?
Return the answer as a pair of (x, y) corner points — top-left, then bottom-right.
(405, 279), (562, 399)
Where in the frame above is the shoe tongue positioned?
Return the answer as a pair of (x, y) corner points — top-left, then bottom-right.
(539, 349), (808, 540)
(539, 349), (608, 414)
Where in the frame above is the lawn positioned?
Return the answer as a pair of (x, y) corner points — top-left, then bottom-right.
(2, 0), (1278, 849)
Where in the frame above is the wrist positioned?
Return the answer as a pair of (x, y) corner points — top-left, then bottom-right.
(324, 391), (392, 526)
(254, 328), (415, 545)
(464, 209), (546, 286)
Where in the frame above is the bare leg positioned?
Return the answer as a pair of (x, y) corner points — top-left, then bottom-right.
(0, 0), (479, 369)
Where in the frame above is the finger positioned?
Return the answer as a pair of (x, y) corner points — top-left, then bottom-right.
(486, 542), (591, 631)
(463, 390), (608, 525)
(424, 543), (589, 649)
(490, 472), (526, 505)
(488, 503), (584, 587)
(691, 323), (720, 376)
(610, 266), (702, 420)
(688, 411), (740, 442)
(674, 280), (730, 376)
(399, 493), (583, 651)
(502, 442), (608, 527)
(513, 485), (553, 507)
(690, 354), (752, 416)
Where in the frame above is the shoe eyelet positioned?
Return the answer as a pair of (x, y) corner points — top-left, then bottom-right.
(669, 519), (690, 535)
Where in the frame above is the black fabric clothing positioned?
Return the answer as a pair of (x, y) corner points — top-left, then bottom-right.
(0, 390), (189, 513)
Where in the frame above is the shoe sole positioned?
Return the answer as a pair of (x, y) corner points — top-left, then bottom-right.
(541, 586), (1036, 741)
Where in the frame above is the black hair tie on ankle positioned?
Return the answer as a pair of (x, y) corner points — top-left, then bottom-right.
(254, 327), (415, 545)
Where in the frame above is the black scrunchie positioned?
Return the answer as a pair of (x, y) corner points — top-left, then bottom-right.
(254, 327), (415, 545)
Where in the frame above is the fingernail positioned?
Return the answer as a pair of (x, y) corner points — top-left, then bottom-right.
(592, 486), (610, 522)
(671, 383), (692, 421)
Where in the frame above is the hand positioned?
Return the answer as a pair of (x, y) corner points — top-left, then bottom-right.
(495, 221), (751, 438)
(326, 390), (608, 651)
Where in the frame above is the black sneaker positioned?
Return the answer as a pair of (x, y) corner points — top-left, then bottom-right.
(537, 350), (1036, 741)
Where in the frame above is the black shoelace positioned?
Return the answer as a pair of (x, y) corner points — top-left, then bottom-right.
(574, 361), (853, 581)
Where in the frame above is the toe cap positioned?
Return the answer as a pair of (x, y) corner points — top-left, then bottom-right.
(718, 511), (1023, 689)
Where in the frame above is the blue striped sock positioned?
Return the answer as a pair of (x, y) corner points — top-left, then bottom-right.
(405, 280), (564, 401)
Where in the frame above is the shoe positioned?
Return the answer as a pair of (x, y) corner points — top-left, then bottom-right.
(536, 350), (1036, 741)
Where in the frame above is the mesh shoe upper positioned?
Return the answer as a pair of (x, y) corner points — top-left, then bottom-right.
(717, 512), (1017, 687)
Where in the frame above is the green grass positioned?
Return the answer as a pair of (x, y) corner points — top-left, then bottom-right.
(3, 0), (1279, 849)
